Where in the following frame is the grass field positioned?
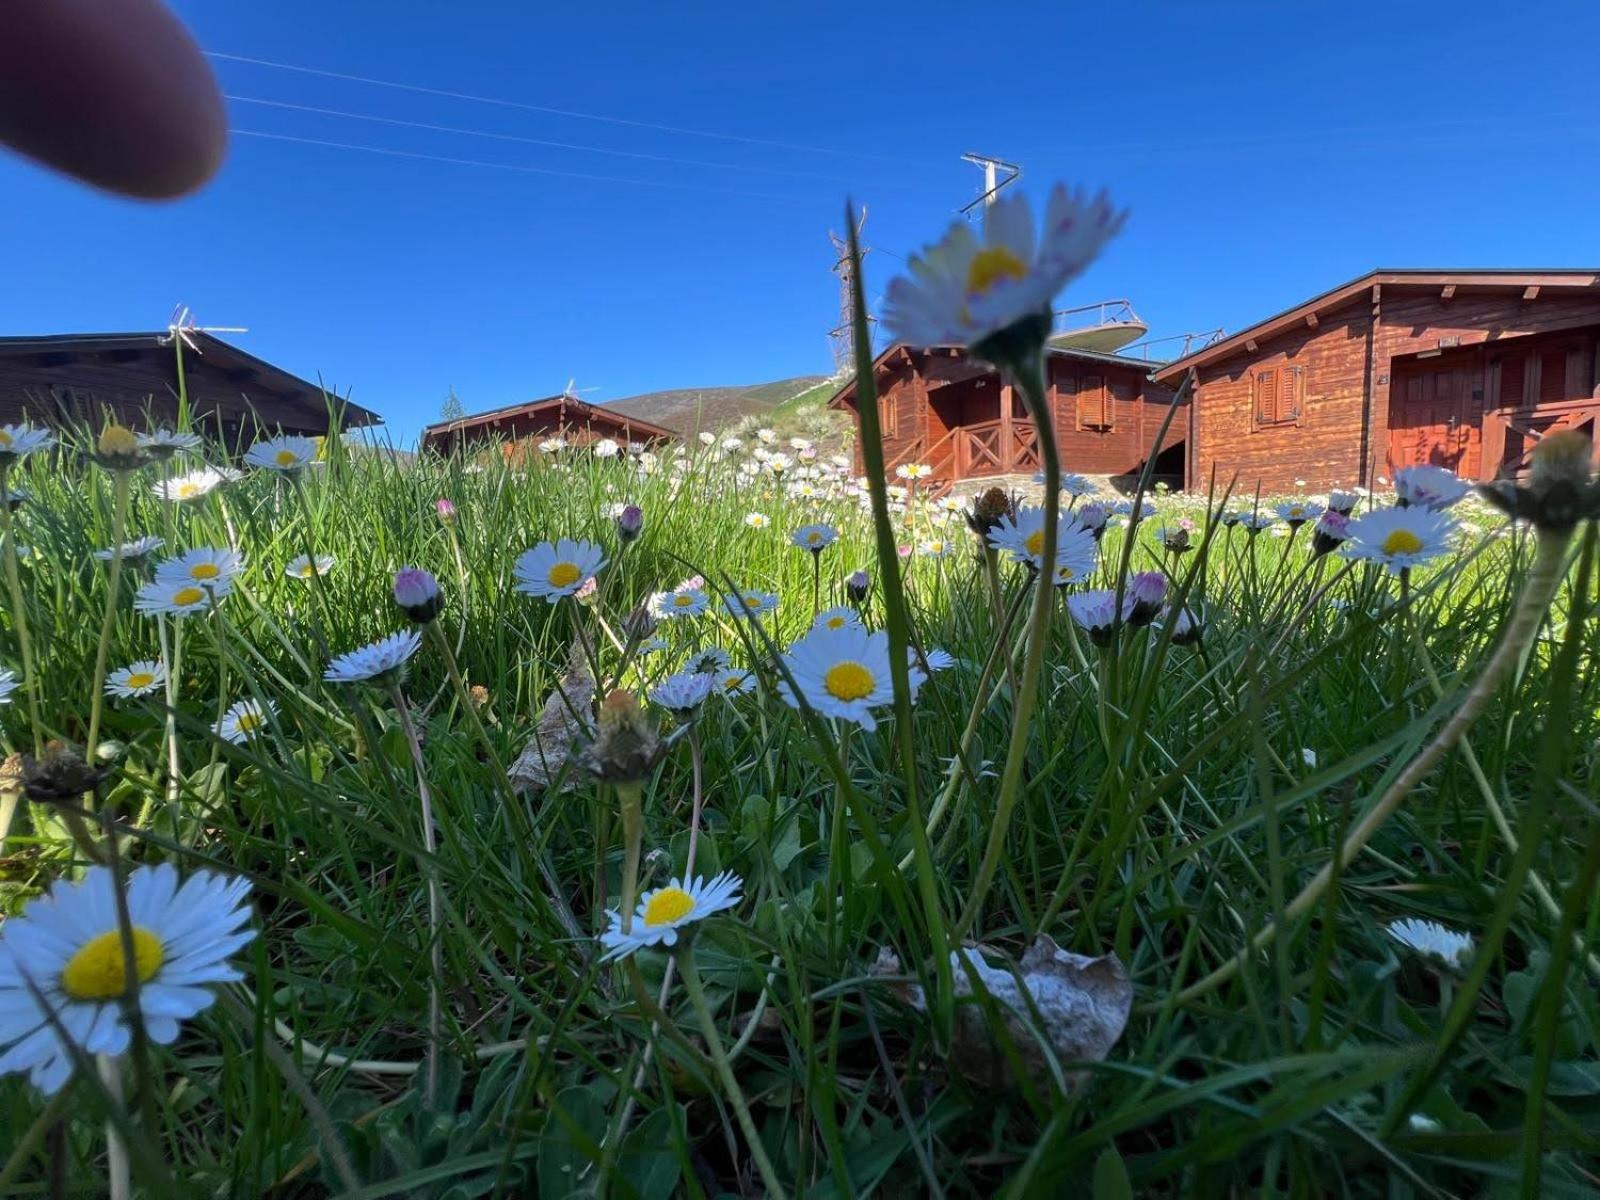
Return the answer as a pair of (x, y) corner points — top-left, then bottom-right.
(0, 417), (1597, 1199)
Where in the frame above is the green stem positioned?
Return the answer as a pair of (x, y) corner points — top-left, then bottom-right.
(0, 465), (44, 754)
(679, 946), (789, 1200)
(391, 681), (443, 1109)
(617, 780), (644, 935)
(85, 470), (134, 785)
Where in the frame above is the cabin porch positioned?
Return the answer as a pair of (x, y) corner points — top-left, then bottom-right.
(919, 373), (1041, 483)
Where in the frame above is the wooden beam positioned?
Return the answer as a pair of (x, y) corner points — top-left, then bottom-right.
(1304, 313), (1319, 328)
(1440, 284), (1456, 302)
(1244, 338), (1258, 353)
(1523, 285), (1541, 301)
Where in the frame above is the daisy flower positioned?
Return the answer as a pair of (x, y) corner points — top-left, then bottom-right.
(513, 539), (607, 603)
(1239, 511), (1277, 534)
(0, 423), (53, 464)
(724, 588), (778, 618)
(93, 535), (164, 562)
(154, 547), (244, 588)
(895, 462), (933, 480)
(685, 646), (732, 675)
(1342, 506), (1459, 573)
(650, 586), (710, 619)
(920, 537), (955, 558)
(324, 629), (423, 685)
(1060, 472), (1097, 498)
(0, 864), (253, 1094)
(1388, 917), (1473, 967)
(243, 435), (319, 473)
(987, 504), (1098, 582)
(722, 437), (744, 453)
(1274, 499), (1324, 527)
(1127, 571), (1167, 624)
(105, 660), (167, 698)
(134, 577), (229, 616)
(1067, 589), (1126, 645)
(1393, 464), (1469, 510)
(136, 428), (202, 459)
(1076, 501), (1111, 537)
(1312, 510), (1351, 556)
(154, 467), (227, 503)
(714, 668), (755, 697)
(0, 668), (16, 705)
(1328, 489), (1360, 516)
(916, 647), (957, 672)
(538, 437), (567, 454)
(765, 453), (793, 476)
(757, 428), (777, 444)
(216, 698), (275, 743)
(813, 606), (860, 633)
(592, 438), (621, 458)
(598, 872), (742, 961)
(779, 623), (923, 731)
(792, 523), (839, 553)
(650, 670), (715, 715)
(882, 183), (1126, 351)
(286, 553), (335, 579)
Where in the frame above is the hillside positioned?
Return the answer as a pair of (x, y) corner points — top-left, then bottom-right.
(601, 374), (831, 434)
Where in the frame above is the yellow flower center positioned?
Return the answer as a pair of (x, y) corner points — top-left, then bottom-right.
(1289, 506), (1304, 518)
(743, 594), (763, 607)
(825, 616), (847, 629)
(236, 710), (264, 734)
(966, 245), (1028, 296)
(642, 887), (695, 927)
(177, 483), (198, 498)
(807, 532), (822, 545)
(172, 586), (205, 606)
(547, 562), (581, 589)
(125, 672), (156, 689)
(824, 660), (875, 701)
(1381, 529), (1424, 556)
(1056, 565), (1077, 581)
(98, 425), (140, 457)
(190, 563), (220, 580)
(274, 448), (299, 468)
(1024, 530), (1046, 557)
(673, 593), (696, 607)
(298, 564), (315, 577)
(61, 927), (164, 1001)
(0, 431), (12, 447)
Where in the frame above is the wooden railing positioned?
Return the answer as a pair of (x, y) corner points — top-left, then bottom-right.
(954, 418), (1040, 477)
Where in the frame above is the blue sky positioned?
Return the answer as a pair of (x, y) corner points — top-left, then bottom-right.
(3, 1), (1596, 443)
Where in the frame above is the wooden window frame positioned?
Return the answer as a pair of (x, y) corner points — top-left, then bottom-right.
(1251, 363), (1303, 430)
(1075, 373), (1114, 432)
(875, 393), (898, 439)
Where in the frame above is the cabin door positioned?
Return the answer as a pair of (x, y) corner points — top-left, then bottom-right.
(1386, 357), (1483, 479)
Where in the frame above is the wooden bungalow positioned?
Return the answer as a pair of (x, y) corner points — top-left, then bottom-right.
(421, 392), (677, 457)
(827, 343), (1184, 491)
(1155, 269), (1600, 494)
(0, 331), (379, 443)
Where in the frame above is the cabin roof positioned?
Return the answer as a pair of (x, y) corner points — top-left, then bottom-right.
(0, 330), (380, 430)
(1153, 268), (1600, 382)
(421, 392), (679, 444)
(826, 341), (1162, 409)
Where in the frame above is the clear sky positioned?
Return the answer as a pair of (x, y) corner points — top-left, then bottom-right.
(3, 1), (1596, 443)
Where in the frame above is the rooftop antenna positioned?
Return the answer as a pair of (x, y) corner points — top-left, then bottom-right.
(162, 304), (248, 353)
(563, 378), (600, 399)
(827, 205), (873, 377)
(959, 152), (1021, 216)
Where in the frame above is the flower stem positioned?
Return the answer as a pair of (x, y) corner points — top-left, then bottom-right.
(616, 781), (644, 935)
(99, 1055), (131, 1200)
(678, 946), (789, 1200)
(391, 681), (443, 1108)
(84, 470), (133, 791)
(0, 465), (43, 754)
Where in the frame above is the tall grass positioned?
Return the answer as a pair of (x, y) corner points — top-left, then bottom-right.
(0, 418), (1597, 1198)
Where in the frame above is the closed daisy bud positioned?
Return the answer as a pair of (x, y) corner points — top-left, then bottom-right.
(393, 566), (444, 623)
(616, 503), (644, 543)
(967, 487), (1014, 537)
(582, 690), (664, 783)
(96, 424), (145, 471)
(1312, 510), (1351, 557)
(435, 497), (457, 525)
(1126, 571), (1167, 626)
(845, 569), (871, 604)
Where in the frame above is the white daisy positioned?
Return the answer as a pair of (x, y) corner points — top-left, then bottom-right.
(592, 438), (620, 458)
(916, 647), (956, 673)
(1393, 464), (1469, 511)
(813, 605), (860, 633)
(93, 535), (165, 562)
(1067, 589), (1126, 644)
(895, 462), (933, 480)
(882, 183), (1126, 349)
(1342, 507), (1459, 573)
(1238, 511), (1277, 534)
(599, 872), (742, 961)
(698, 431), (717, 446)
(756, 428), (777, 444)
(285, 553), (335, 579)
(765, 453), (793, 476)
(215, 698), (275, 743)
(324, 630), (423, 685)
(1274, 499), (1325, 526)
(134, 576), (230, 617)
(649, 670), (715, 714)
(1328, 489), (1360, 515)
(105, 660), (167, 698)
(792, 523), (839, 553)
(137, 428), (202, 458)
(154, 547), (244, 588)
(243, 435), (319, 473)
(153, 467), (227, 503)
(513, 539), (607, 603)
(779, 623), (923, 732)
(744, 512), (770, 529)
(1388, 917), (1474, 967)
(538, 437), (567, 454)
(650, 586), (710, 619)
(0, 423), (53, 464)
(920, 537), (956, 558)
(1060, 473), (1097, 498)
(987, 505), (1098, 583)
(0, 668), (17, 705)
(685, 646), (732, 675)
(0, 864), (254, 1094)
(724, 588), (778, 618)
(714, 668), (754, 697)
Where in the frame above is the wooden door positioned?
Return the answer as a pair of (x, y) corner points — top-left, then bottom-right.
(1387, 360), (1482, 477)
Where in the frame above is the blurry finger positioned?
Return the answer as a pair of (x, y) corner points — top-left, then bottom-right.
(0, 0), (225, 199)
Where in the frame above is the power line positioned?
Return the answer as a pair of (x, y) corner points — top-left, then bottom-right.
(229, 129), (814, 200)
(225, 94), (883, 185)
(208, 51), (940, 167)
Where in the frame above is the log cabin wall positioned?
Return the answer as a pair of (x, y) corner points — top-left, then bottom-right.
(1048, 357), (1182, 477)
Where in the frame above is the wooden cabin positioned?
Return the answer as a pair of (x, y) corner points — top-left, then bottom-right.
(0, 331), (379, 444)
(1156, 269), (1600, 494)
(827, 343), (1184, 491)
(421, 392), (677, 457)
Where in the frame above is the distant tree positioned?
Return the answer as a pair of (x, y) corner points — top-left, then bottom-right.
(441, 386), (465, 422)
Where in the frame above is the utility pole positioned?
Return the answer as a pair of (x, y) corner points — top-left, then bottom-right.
(827, 206), (872, 378)
(959, 152), (1021, 216)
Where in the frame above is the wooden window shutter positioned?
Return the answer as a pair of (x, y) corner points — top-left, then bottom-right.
(1277, 365), (1301, 423)
(1253, 367), (1277, 425)
(1077, 374), (1108, 430)
(1498, 354), (1524, 407)
(1539, 350), (1567, 404)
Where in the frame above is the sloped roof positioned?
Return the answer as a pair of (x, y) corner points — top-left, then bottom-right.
(421, 392), (678, 446)
(1152, 268), (1600, 382)
(827, 341), (1162, 409)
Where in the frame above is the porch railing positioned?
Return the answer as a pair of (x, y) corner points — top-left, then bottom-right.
(954, 418), (1040, 477)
